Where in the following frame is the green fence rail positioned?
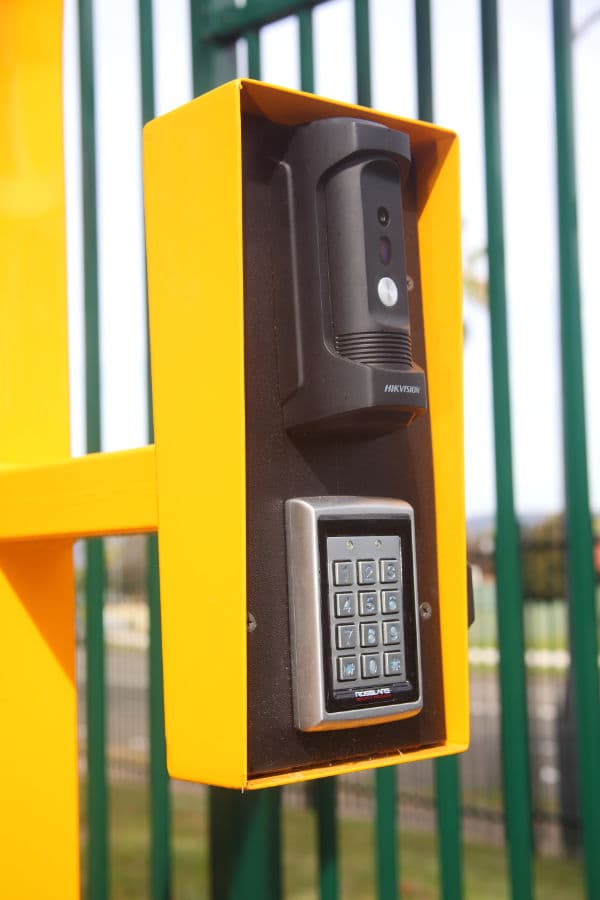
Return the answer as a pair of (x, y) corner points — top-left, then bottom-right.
(75, 0), (598, 898)
(480, 2), (533, 897)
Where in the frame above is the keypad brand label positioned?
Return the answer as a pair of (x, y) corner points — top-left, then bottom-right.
(354, 687), (392, 699)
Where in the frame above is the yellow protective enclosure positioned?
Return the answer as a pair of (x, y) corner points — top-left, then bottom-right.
(143, 79), (468, 789)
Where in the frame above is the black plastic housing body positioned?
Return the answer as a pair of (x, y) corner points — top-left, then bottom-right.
(271, 117), (428, 435)
(242, 111), (446, 776)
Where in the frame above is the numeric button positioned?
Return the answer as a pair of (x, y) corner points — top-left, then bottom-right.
(360, 622), (379, 647)
(359, 591), (378, 616)
(383, 621), (402, 645)
(335, 593), (356, 617)
(362, 653), (381, 678)
(334, 561), (354, 586)
(381, 590), (400, 614)
(336, 624), (357, 650)
(357, 560), (376, 585)
(380, 559), (399, 583)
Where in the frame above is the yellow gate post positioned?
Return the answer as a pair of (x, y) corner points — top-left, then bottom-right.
(0, 2), (77, 894)
(0, 9), (160, 894)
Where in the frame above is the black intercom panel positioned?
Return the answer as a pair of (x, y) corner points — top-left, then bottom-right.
(242, 112), (445, 777)
(270, 116), (427, 435)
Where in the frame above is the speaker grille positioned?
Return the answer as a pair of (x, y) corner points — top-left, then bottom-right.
(335, 331), (413, 368)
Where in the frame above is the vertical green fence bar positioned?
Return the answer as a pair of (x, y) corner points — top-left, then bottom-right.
(146, 535), (170, 900)
(78, 1), (109, 898)
(189, 6), (282, 899)
(315, 777), (338, 900)
(434, 759), (462, 900)
(414, 0), (433, 123)
(247, 28), (262, 80)
(192, 0), (237, 95)
(552, 1), (600, 896)
(209, 789), (282, 899)
(138, 2), (173, 897)
(414, 3), (463, 897)
(480, 2), (533, 898)
(298, 7), (315, 93)
(375, 768), (399, 899)
(353, 0), (371, 107)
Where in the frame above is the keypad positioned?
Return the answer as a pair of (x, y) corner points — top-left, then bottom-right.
(326, 534), (406, 693)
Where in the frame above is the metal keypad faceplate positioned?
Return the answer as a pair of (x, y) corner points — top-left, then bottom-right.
(285, 497), (423, 731)
(327, 535), (406, 693)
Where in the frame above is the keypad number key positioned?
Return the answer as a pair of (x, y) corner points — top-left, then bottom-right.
(383, 620), (402, 645)
(334, 561), (354, 586)
(362, 653), (381, 678)
(360, 622), (379, 647)
(336, 624), (357, 650)
(380, 558), (399, 583)
(359, 591), (378, 616)
(338, 656), (358, 681)
(384, 651), (405, 678)
(335, 592), (356, 618)
(357, 560), (377, 585)
(381, 590), (400, 615)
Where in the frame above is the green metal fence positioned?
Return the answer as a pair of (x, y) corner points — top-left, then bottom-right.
(74, 0), (599, 897)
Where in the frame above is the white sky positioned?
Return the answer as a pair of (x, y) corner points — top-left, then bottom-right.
(62, 0), (600, 520)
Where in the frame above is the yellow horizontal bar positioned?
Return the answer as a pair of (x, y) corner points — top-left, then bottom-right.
(0, 446), (158, 542)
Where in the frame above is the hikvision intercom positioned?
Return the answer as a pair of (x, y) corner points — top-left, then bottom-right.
(270, 116), (427, 434)
(143, 79), (469, 789)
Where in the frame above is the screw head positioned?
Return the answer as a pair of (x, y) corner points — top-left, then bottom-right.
(419, 602), (432, 620)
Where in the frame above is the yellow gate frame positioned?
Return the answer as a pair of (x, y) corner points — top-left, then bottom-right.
(0, 3), (157, 895)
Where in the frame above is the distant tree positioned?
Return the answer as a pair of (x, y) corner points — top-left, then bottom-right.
(106, 536), (146, 598)
(521, 515), (566, 602)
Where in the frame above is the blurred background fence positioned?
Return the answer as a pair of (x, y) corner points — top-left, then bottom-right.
(68, 0), (600, 897)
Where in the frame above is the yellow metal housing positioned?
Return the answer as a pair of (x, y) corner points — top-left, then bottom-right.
(143, 79), (468, 789)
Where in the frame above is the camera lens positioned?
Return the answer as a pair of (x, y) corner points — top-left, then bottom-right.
(377, 206), (390, 227)
(379, 236), (392, 265)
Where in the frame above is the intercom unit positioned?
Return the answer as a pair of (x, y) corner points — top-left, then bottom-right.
(270, 115), (427, 433)
(143, 79), (468, 789)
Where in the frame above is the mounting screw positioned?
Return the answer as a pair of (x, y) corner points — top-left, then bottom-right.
(419, 602), (432, 620)
(247, 612), (257, 633)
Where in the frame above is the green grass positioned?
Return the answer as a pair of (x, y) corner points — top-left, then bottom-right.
(80, 781), (585, 898)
